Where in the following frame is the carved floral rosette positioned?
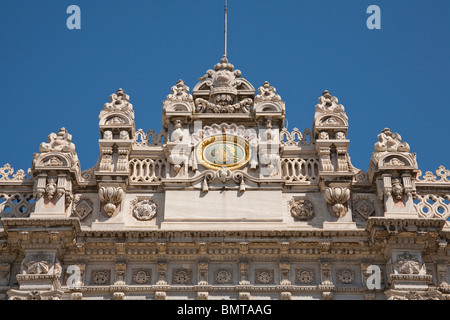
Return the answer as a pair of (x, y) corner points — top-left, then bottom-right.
(130, 196), (158, 221)
(255, 269), (274, 284)
(172, 268), (192, 285)
(90, 269), (111, 285)
(132, 269), (151, 284)
(337, 269), (355, 284)
(214, 269), (232, 284)
(296, 268), (315, 284)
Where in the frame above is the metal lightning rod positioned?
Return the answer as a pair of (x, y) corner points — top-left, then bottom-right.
(224, 0), (228, 58)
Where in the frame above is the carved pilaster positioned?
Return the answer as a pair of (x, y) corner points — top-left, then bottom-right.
(239, 260), (249, 285)
(437, 262), (449, 290)
(318, 147), (333, 172)
(197, 292), (209, 300)
(279, 260), (291, 285)
(156, 261), (168, 285)
(337, 148), (349, 172)
(198, 261), (208, 286)
(99, 148), (113, 172)
(114, 261), (127, 286)
(319, 260), (334, 299)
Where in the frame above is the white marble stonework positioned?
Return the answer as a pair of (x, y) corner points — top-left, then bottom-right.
(0, 56), (449, 301)
(163, 190), (283, 224)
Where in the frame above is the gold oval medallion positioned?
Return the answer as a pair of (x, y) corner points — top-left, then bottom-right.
(196, 135), (250, 170)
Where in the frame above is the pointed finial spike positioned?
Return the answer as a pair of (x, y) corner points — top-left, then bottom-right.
(224, 0), (228, 58)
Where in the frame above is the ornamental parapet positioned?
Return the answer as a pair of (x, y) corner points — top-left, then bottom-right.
(1, 56), (450, 300)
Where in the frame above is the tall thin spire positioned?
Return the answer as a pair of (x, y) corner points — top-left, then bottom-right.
(224, 0), (228, 58)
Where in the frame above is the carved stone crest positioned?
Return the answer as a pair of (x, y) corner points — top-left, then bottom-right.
(289, 197), (314, 221)
(195, 56), (253, 114)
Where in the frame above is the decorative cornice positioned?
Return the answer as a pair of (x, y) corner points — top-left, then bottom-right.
(76, 229), (369, 241)
(366, 217), (445, 233)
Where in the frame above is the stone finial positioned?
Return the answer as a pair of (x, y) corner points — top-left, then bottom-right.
(103, 88), (133, 112)
(39, 128), (76, 155)
(315, 90), (346, 114)
(255, 81), (282, 103)
(165, 80), (193, 103)
(374, 128), (410, 153)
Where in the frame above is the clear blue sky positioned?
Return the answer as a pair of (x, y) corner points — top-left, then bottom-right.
(0, 0), (449, 176)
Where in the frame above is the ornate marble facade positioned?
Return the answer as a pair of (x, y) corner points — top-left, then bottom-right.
(0, 56), (449, 300)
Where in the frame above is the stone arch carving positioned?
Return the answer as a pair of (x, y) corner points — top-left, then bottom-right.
(254, 101), (284, 114)
(165, 103), (192, 113)
(37, 155), (69, 168)
(377, 153), (415, 168)
(316, 115), (348, 127)
(99, 113), (133, 126)
(35, 153), (72, 168)
(191, 123), (258, 146)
